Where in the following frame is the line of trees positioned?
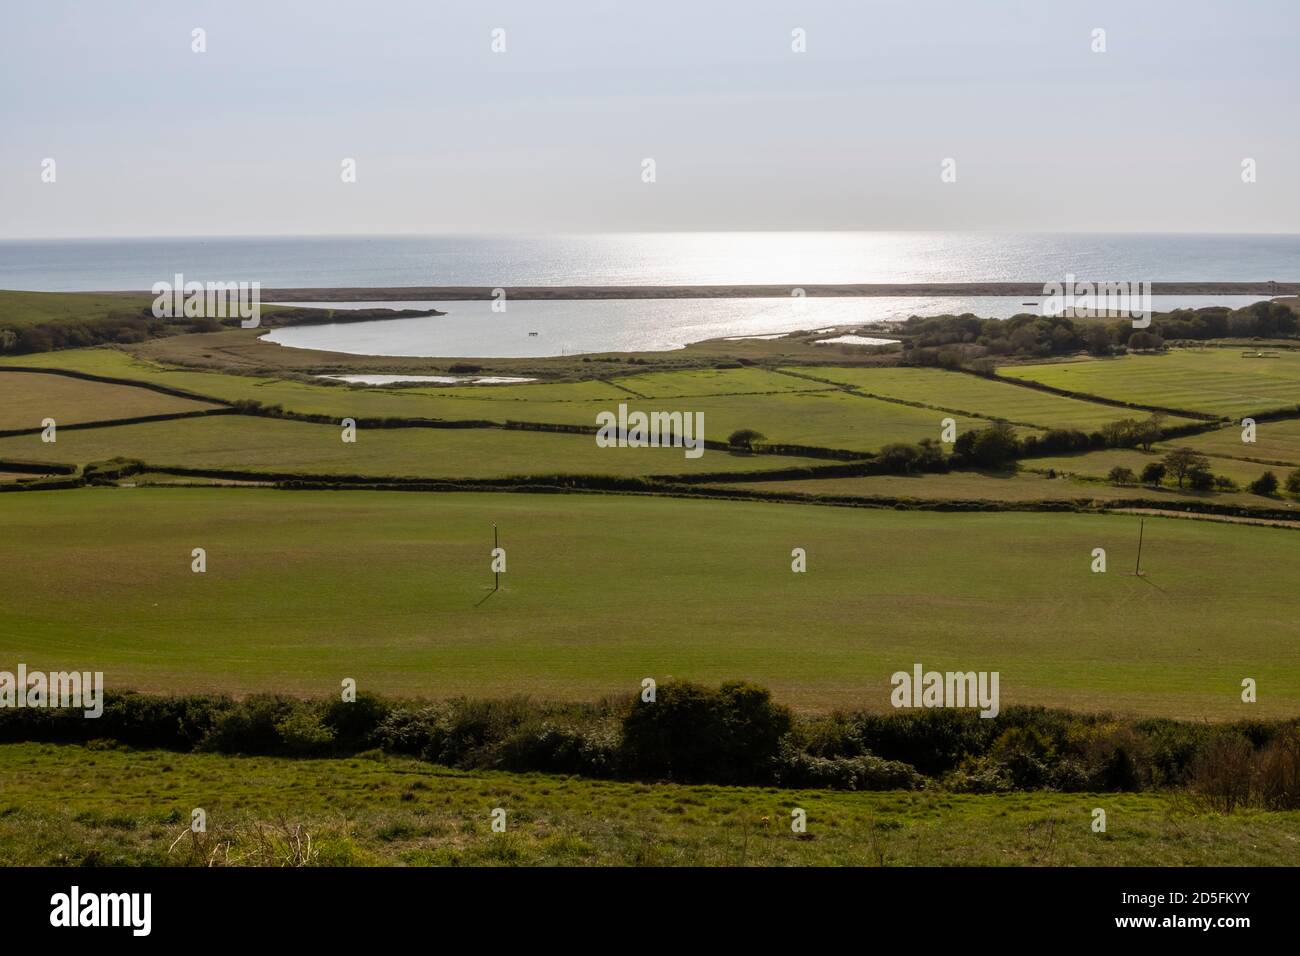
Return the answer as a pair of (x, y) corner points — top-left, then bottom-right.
(900, 301), (1298, 366)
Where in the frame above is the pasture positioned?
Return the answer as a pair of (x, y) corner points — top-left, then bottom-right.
(0, 370), (218, 431)
(1, 488), (1297, 718)
(1026, 446), (1286, 490)
(0, 414), (820, 479)
(999, 349), (1300, 417)
(0, 348), (984, 453)
(1, 743), (1296, 866)
(785, 365), (1200, 431)
(1175, 418), (1300, 468)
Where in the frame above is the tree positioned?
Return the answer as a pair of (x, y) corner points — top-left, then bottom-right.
(1162, 447), (1211, 488)
(1140, 462), (1166, 485)
(727, 428), (765, 450)
(877, 443), (921, 474)
(1134, 414), (1165, 452)
(956, 421), (1021, 470)
(1249, 471), (1280, 496)
(1287, 469), (1300, 496)
(1101, 418), (1139, 447)
(1084, 324), (1114, 357)
(1188, 467), (1215, 491)
(1107, 466), (1136, 486)
(1128, 330), (1164, 351)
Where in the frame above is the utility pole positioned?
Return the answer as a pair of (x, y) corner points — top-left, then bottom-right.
(493, 523), (500, 591)
(1134, 518), (1145, 576)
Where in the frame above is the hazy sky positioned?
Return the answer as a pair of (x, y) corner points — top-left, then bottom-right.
(2, 0), (1296, 237)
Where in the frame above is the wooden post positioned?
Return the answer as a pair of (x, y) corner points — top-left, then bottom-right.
(1134, 518), (1145, 576)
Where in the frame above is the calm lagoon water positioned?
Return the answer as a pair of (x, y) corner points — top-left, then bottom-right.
(262, 295), (1269, 358)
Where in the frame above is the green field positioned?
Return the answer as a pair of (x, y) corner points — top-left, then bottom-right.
(1175, 418), (1300, 468)
(708, 470), (1273, 508)
(1000, 350), (1300, 417)
(0, 414), (821, 479)
(2, 743), (1295, 866)
(1026, 446), (1289, 490)
(786, 365), (1199, 431)
(0, 290), (154, 329)
(0, 370), (217, 431)
(2, 487), (1297, 717)
(0, 348), (986, 453)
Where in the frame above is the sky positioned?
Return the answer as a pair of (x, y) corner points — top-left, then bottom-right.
(1, 0), (1297, 238)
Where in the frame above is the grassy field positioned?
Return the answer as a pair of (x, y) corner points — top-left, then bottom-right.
(999, 349), (1300, 417)
(0, 290), (154, 328)
(1026, 446), (1292, 490)
(1, 487), (1297, 717)
(785, 366), (1201, 431)
(2, 743), (1296, 866)
(1175, 418), (1300, 468)
(707, 470), (1281, 510)
(0, 370), (218, 431)
(0, 414), (823, 479)
(0, 348), (985, 453)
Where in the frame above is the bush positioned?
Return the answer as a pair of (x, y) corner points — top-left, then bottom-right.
(275, 708), (336, 755)
(1255, 727), (1300, 810)
(1107, 466), (1135, 486)
(324, 692), (391, 751)
(200, 695), (299, 754)
(1140, 462), (1166, 485)
(1189, 733), (1254, 814)
(1249, 471), (1280, 496)
(1286, 469), (1300, 496)
(727, 428), (766, 450)
(773, 741), (924, 790)
(620, 680), (792, 784)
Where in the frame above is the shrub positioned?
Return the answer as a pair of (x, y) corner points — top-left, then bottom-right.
(727, 428), (766, 450)
(1254, 727), (1300, 810)
(1140, 462), (1166, 485)
(773, 741), (924, 790)
(1189, 733), (1254, 813)
(275, 708), (336, 755)
(200, 695), (299, 754)
(1107, 466), (1135, 486)
(324, 692), (391, 751)
(1249, 471), (1279, 496)
(620, 680), (792, 784)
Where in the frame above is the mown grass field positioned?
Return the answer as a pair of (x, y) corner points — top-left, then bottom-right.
(0, 370), (217, 431)
(785, 366), (1201, 431)
(708, 470), (1276, 509)
(1, 488), (1297, 717)
(1026, 446), (1291, 490)
(0, 348), (986, 453)
(999, 349), (1300, 417)
(0, 414), (821, 479)
(1176, 418), (1300, 468)
(2, 743), (1296, 866)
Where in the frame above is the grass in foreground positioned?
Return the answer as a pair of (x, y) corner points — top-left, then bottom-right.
(1, 743), (1296, 866)
(2, 488), (1298, 716)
